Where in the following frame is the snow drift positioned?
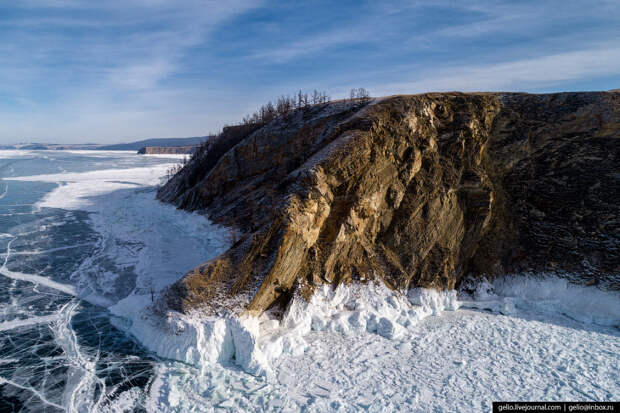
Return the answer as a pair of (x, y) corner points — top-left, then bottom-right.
(113, 275), (619, 380)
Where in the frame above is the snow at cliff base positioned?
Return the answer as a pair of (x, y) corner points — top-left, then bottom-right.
(108, 272), (619, 412)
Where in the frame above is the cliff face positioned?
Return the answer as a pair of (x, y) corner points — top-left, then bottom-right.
(158, 92), (620, 315)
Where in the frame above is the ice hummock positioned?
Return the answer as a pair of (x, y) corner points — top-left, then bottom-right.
(132, 275), (619, 412)
(115, 273), (619, 384)
(459, 274), (620, 328)
(109, 281), (462, 380)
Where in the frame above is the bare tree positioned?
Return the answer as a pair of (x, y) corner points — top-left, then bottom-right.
(238, 89), (332, 127)
(277, 95), (293, 115)
(349, 88), (371, 100)
(297, 90), (304, 108)
(358, 88), (370, 99)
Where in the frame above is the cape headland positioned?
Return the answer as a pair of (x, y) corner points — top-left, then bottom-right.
(157, 91), (619, 316)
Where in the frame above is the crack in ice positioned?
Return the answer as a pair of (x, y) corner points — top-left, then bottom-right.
(0, 237), (77, 296)
(53, 300), (107, 412)
(0, 377), (64, 410)
(0, 315), (60, 332)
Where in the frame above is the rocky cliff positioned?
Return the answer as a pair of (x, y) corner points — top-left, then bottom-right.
(157, 92), (620, 315)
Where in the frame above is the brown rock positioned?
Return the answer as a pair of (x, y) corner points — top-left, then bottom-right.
(158, 92), (620, 315)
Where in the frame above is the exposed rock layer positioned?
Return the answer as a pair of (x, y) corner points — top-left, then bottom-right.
(158, 92), (620, 315)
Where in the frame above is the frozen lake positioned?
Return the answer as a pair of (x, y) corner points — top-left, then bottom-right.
(0, 150), (618, 412)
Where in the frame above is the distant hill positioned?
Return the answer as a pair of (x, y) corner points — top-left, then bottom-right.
(97, 137), (208, 151)
(20, 144), (51, 150)
(4, 136), (211, 151)
(138, 145), (199, 155)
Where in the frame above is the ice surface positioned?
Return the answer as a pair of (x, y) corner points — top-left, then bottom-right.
(10, 165), (174, 210)
(60, 150), (136, 156)
(459, 275), (620, 328)
(0, 266), (77, 296)
(141, 277), (619, 412)
(1, 235), (77, 295)
(0, 314), (59, 332)
(1, 152), (221, 411)
(270, 308), (619, 412)
(142, 154), (191, 159)
(2, 151), (618, 412)
(10, 160), (230, 305)
(115, 282), (461, 383)
(0, 150), (36, 159)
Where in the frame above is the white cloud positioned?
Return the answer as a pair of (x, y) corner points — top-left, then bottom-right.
(0, 0), (262, 142)
(108, 61), (176, 90)
(373, 46), (620, 95)
(249, 28), (367, 63)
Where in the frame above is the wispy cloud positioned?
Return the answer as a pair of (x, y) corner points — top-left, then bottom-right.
(107, 61), (176, 90)
(1, 0), (261, 92)
(372, 45), (620, 94)
(0, 0), (262, 142)
(249, 28), (369, 63)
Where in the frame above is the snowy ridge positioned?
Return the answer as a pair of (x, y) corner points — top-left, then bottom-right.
(280, 283), (458, 341)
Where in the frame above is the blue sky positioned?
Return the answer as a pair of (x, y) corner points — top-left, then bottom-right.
(1, 0), (619, 144)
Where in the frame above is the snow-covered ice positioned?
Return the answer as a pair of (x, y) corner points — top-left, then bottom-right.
(123, 275), (619, 412)
(136, 276), (619, 412)
(1, 151), (226, 411)
(2, 150), (618, 412)
(9, 158), (230, 306)
(459, 275), (620, 327)
(9, 164), (174, 210)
